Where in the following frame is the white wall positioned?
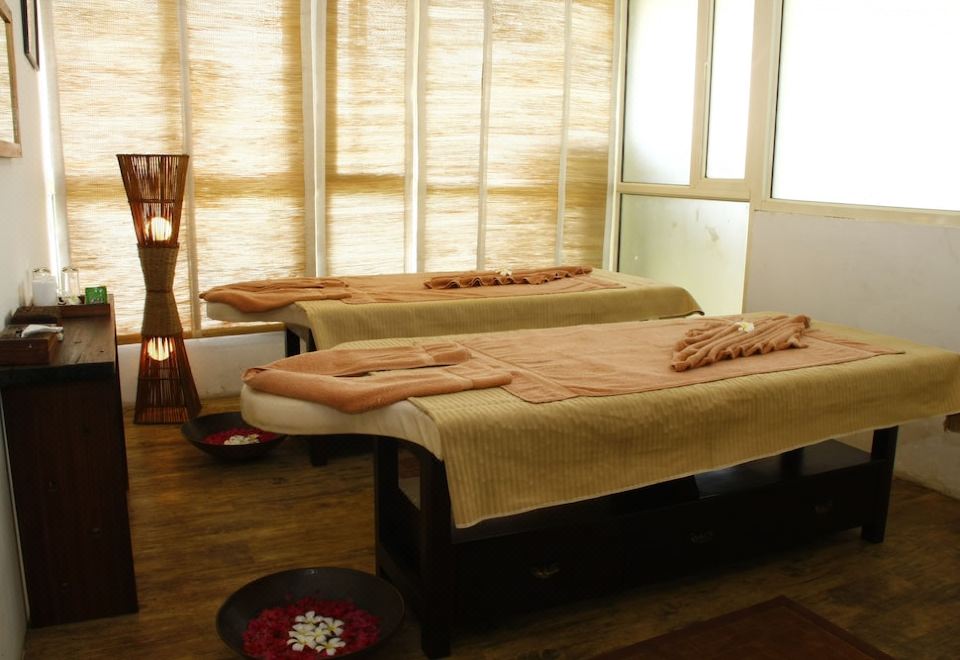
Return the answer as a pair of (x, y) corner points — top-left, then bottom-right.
(0, 0), (49, 652)
(745, 210), (960, 497)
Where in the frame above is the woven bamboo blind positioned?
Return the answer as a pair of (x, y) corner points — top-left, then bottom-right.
(53, 1), (611, 337)
(51, 1), (186, 338)
(185, 0), (305, 323)
(420, 0), (485, 271)
(561, 0), (615, 264)
(324, 0), (408, 275)
(51, 0), (304, 338)
(327, 0), (614, 274)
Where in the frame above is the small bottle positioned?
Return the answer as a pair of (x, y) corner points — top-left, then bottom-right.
(31, 267), (59, 307)
(60, 266), (81, 305)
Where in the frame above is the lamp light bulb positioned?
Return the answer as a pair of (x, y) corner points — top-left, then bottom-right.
(147, 216), (173, 242)
(146, 337), (172, 362)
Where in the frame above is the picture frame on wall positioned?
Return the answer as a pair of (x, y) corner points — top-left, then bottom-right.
(20, 0), (37, 70)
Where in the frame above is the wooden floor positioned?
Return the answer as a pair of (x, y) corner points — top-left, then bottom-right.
(22, 397), (960, 659)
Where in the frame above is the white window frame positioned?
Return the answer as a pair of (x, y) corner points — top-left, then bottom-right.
(607, 0), (960, 272)
(749, 1), (960, 228)
(608, 0), (757, 268)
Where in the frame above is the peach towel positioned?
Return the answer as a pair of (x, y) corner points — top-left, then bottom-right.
(200, 277), (351, 312)
(242, 342), (512, 413)
(455, 316), (900, 404)
(424, 265), (593, 289)
(671, 314), (810, 372)
(243, 315), (900, 413)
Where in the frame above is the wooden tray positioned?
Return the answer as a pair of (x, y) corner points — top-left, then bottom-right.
(12, 297), (111, 324)
(0, 326), (59, 365)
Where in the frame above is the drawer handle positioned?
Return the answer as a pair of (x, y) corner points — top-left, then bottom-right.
(689, 530), (715, 545)
(531, 562), (561, 580)
(814, 499), (834, 515)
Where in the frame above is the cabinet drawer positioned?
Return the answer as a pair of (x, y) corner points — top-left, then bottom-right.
(24, 515), (137, 627)
(455, 522), (622, 619)
(777, 467), (876, 540)
(621, 466), (877, 585)
(622, 495), (769, 583)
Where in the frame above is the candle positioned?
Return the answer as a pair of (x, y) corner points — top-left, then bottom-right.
(147, 216), (173, 242)
(146, 337), (172, 362)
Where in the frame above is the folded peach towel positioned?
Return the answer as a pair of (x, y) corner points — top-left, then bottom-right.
(242, 342), (512, 413)
(201, 277), (350, 312)
(671, 314), (811, 372)
(424, 265), (593, 289)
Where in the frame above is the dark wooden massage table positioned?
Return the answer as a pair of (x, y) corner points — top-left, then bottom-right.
(240, 316), (960, 657)
(372, 430), (897, 658)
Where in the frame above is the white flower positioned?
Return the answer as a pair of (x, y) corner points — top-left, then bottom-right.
(735, 320), (755, 333)
(497, 267), (512, 277)
(295, 610), (323, 625)
(224, 433), (260, 445)
(317, 637), (347, 656)
(286, 631), (318, 652)
(286, 612), (346, 653)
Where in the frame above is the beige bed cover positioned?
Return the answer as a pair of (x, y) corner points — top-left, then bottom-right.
(243, 314), (960, 528)
(208, 269), (702, 349)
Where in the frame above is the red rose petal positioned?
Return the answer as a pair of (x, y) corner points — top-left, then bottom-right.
(204, 427), (280, 446)
(242, 597), (381, 658)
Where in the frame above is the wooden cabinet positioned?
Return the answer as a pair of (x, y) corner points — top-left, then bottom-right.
(0, 305), (138, 627)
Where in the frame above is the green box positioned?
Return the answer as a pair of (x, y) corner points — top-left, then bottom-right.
(84, 286), (108, 304)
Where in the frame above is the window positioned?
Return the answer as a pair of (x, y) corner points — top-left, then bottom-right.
(617, 0), (960, 315)
(324, 0), (616, 275)
(772, 0), (960, 212)
(621, 0), (698, 186)
(621, 0), (754, 194)
(704, 0), (754, 180)
(50, 1), (615, 338)
(617, 0), (755, 313)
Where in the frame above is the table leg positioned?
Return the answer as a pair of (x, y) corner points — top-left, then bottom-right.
(861, 426), (898, 543)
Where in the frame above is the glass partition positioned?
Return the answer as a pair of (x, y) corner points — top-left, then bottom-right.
(619, 194), (748, 315)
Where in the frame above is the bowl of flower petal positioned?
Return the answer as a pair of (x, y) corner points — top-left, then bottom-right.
(217, 567), (405, 658)
(181, 412), (286, 461)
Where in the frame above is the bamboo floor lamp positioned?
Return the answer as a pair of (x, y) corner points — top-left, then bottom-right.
(118, 154), (201, 424)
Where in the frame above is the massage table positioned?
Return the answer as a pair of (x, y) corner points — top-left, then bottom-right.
(209, 269), (702, 464)
(241, 314), (960, 657)
(205, 269), (702, 356)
